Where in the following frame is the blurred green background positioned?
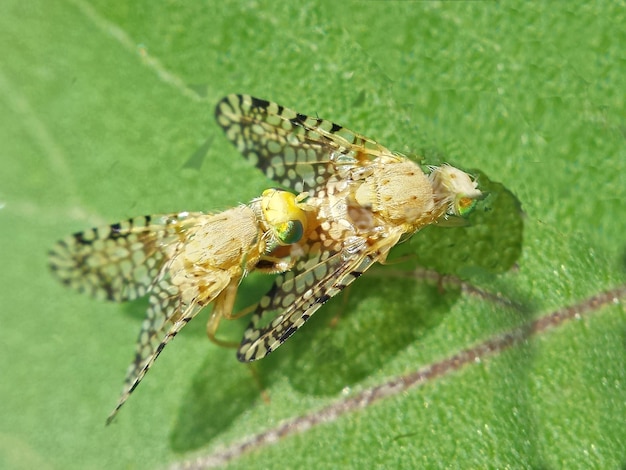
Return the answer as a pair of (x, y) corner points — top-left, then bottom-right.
(1, 1), (624, 469)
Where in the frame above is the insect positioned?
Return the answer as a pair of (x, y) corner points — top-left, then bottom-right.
(49, 188), (310, 422)
(215, 94), (484, 361)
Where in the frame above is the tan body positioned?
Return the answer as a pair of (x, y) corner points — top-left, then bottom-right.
(216, 94), (483, 361)
(167, 206), (263, 333)
(49, 189), (308, 422)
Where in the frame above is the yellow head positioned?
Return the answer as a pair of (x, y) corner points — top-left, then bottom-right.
(260, 189), (308, 245)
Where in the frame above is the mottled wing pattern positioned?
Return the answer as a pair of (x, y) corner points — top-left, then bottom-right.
(215, 94), (397, 361)
(49, 212), (211, 423)
(215, 94), (391, 195)
(49, 213), (200, 302)
(237, 225), (379, 362)
(107, 278), (203, 423)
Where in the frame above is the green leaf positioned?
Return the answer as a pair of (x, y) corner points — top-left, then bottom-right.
(1, 1), (624, 469)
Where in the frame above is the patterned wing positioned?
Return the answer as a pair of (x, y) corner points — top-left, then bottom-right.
(49, 213), (203, 302)
(50, 213), (218, 422)
(106, 279), (205, 423)
(215, 94), (392, 195)
(237, 230), (380, 362)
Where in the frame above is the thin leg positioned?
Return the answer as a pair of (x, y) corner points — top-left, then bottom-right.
(206, 281), (240, 348)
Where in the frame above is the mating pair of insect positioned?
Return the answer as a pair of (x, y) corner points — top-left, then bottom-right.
(49, 95), (483, 423)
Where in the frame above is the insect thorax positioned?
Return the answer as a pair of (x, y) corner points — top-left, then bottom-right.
(353, 160), (435, 225)
(170, 206), (261, 273)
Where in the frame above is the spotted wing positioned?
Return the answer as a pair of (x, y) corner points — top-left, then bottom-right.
(237, 229), (379, 362)
(215, 94), (392, 195)
(106, 279), (205, 423)
(49, 213), (213, 422)
(49, 213), (202, 302)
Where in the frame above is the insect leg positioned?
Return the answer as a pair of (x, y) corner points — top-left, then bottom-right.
(206, 280), (241, 348)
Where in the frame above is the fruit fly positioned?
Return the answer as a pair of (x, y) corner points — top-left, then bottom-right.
(49, 188), (309, 422)
(215, 94), (483, 362)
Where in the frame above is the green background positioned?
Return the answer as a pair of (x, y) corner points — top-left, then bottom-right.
(1, 1), (625, 469)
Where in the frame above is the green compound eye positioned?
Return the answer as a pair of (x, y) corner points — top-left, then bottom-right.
(275, 219), (304, 244)
(260, 188), (308, 246)
(455, 195), (478, 217)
